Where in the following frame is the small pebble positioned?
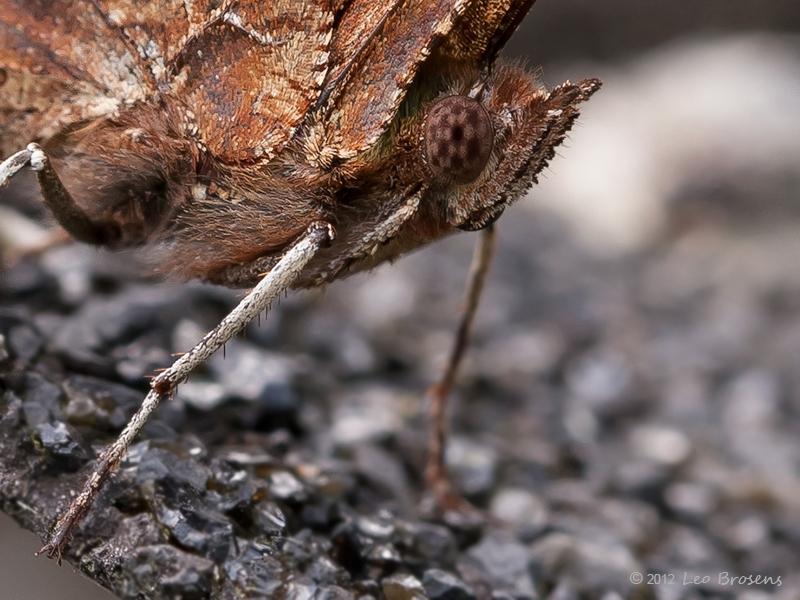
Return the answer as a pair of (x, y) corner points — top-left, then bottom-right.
(423, 569), (476, 600)
(382, 573), (426, 600)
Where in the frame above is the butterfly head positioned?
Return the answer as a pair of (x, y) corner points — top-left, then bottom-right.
(413, 65), (601, 231)
(424, 95), (494, 186)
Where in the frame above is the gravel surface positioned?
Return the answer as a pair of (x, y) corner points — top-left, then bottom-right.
(2, 185), (800, 599)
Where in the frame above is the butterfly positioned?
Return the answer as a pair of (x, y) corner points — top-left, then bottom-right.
(0, 0), (599, 560)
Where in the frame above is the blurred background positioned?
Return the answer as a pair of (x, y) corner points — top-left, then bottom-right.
(1, 1), (799, 598)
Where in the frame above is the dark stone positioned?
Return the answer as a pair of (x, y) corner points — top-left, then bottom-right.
(546, 581), (578, 600)
(268, 470), (308, 503)
(62, 375), (142, 430)
(0, 260), (52, 297)
(398, 520), (458, 565)
(422, 569), (477, 600)
(466, 532), (536, 598)
(365, 543), (402, 566)
(330, 521), (365, 570)
(306, 555), (348, 586)
(300, 497), (339, 530)
(440, 508), (486, 546)
(207, 341), (298, 407)
(34, 421), (91, 468)
(356, 513), (396, 541)
(21, 372), (63, 426)
(252, 500), (287, 536)
(447, 437), (499, 500)
(382, 573), (426, 600)
(489, 489), (549, 542)
(529, 533), (642, 596)
(351, 443), (414, 509)
(125, 544), (215, 600)
(207, 458), (261, 513)
(280, 528), (322, 567)
(50, 288), (179, 377)
(314, 585), (356, 600)
(0, 390), (23, 433)
(135, 446), (210, 494)
(81, 513), (166, 575)
(153, 498), (234, 562)
(112, 333), (173, 384)
(224, 542), (285, 598)
(610, 460), (670, 502)
(281, 577), (320, 600)
(7, 324), (42, 366)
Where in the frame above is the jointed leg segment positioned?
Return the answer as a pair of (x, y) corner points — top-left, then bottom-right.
(28, 186), (426, 560)
(0, 143), (119, 246)
(426, 225), (497, 508)
(37, 221), (334, 561)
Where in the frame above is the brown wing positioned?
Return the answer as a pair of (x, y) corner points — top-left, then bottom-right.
(164, 0), (334, 163)
(0, 69), (98, 156)
(444, 0), (537, 62)
(1, 0), (334, 164)
(0, 0), (153, 153)
(321, 0), (471, 158)
(0, 0), (161, 154)
(92, 0), (228, 82)
(0, 0), (153, 101)
(323, 1), (402, 91)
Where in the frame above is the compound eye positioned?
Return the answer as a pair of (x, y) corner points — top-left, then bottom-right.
(424, 95), (494, 185)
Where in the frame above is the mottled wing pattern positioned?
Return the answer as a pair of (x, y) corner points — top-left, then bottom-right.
(323, 1), (401, 90)
(0, 0), (153, 153)
(0, 0), (335, 164)
(0, 0), (152, 99)
(322, 0), (471, 158)
(2, 0), (537, 163)
(90, 0), (335, 164)
(165, 0), (334, 163)
(92, 0), (231, 82)
(445, 0), (536, 61)
(0, 70), (89, 156)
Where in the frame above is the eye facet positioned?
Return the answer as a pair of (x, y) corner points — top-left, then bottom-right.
(424, 95), (494, 185)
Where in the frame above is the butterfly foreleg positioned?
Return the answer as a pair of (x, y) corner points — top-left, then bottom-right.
(36, 221), (334, 562)
(0, 143), (122, 246)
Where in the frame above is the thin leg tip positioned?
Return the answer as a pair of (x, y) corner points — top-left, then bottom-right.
(36, 540), (64, 564)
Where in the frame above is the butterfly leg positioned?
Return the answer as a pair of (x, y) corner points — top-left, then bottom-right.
(36, 221), (334, 563)
(204, 253), (284, 288)
(0, 143), (120, 246)
(425, 225), (497, 512)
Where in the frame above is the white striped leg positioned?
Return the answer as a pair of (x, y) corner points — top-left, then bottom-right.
(37, 221), (334, 562)
(0, 146), (35, 187)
